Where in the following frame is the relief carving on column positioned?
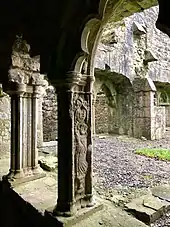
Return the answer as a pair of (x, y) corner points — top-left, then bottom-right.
(74, 95), (89, 197)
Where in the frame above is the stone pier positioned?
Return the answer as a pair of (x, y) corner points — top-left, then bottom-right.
(3, 77), (46, 185)
(2, 37), (46, 185)
(133, 78), (165, 140)
(46, 68), (96, 223)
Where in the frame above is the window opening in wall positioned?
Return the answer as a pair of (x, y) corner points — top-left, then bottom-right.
(39, 84), (58, 164)
(157, 89), (170, 132)
(159, 91), (169, 105)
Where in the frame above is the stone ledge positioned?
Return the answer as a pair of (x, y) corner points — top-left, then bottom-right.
(45, 202), (103, 227)
(2, 171), (46, 187)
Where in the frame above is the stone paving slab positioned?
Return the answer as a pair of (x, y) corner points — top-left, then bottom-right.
(151, 185), (170, 202)
(125, 195), (170, 224)
(3, 173), (148, 227)
(46, 198), (149, 227)
(73, 199), (148, 227)
(143, 195), (170, 211)
(14, 174), (57, 212)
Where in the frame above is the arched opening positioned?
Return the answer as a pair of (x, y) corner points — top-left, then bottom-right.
(91, 5), (170, 225)
(159, 91), (169, 104)
(154, 82), (170, 134)
(94, 72), (134, 136)
(1, 0), (170, 226)
(94, 84), (113, 134)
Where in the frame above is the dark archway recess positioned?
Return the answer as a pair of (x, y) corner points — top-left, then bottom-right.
(156, 0), (170, 37)
(0, 0), (100, 84)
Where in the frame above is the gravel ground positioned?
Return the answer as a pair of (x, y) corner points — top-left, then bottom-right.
(151, 212), (170, 227)
(93, 132), (170, 226)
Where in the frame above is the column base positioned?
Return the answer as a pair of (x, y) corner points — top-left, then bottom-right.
(45, 201), (103, 227)
(53, 194), (95, 217)
(2, 166), (46, 187)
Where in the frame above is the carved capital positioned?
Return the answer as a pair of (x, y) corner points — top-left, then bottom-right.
(53, 72), (94, 94)
(29, 73), (47, 86)
(5, 83), (27, 96)
(32, 85), (45, 98)
(52, 71), (81, 91)
(8, 68), (29, 84)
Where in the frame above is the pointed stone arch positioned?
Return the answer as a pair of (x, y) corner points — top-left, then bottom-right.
(53, 1), (159, 216)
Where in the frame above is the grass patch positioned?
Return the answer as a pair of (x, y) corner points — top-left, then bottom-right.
(135, 148), (170, 161)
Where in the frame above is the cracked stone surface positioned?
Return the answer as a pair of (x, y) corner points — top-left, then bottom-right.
(73, 199), (147, 227)
(151, 185), (170, 202)
(14, 174), (57, 212)
(125, 195), (170, 224)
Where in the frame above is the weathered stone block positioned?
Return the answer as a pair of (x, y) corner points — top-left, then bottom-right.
(38, 156), (58, 172)
(125, 195), (170, 224)
(143, 107), (151, 117)
(152, 185), (170, 203)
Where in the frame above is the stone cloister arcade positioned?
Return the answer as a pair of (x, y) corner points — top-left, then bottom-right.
(0, 0), (169, 224)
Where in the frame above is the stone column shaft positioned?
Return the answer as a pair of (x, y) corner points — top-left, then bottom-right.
(9, 89), (25, 179)
(32, 86), (39, 172)
(53, 74), (94, 216)
(37, 97), (43, 148)
(15, 93), (24, 176)
(56, 88), (75, 215)
(27, 94), (32, 172)
(3, 83), (45, 185)
(10, 95), (17, 173)
(22, 94), (27, 169)
(86, 90), (93, 198)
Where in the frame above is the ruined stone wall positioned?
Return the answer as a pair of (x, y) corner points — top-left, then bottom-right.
(95, 6), (170, 83)
(42, 86), (57, 142)
(95, 92), (134, 136)
(110, 91), (133, 136)
(0, 94), (10, 158)
(95, 94), (109, 134)
(153, 106), (166, 139)
(94, 79), (134, 136)
(165, 106), (170, 127)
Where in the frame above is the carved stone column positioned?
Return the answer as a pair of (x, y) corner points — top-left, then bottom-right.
(2, 36), (48, 185)
(3, 75), (46, 185)
(49, 72), (94, 216)
(8, 84), (26, 180)
(37, 97), (44, 148)
(92, 94), (96, 136)
(32, 85), (40, 173)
